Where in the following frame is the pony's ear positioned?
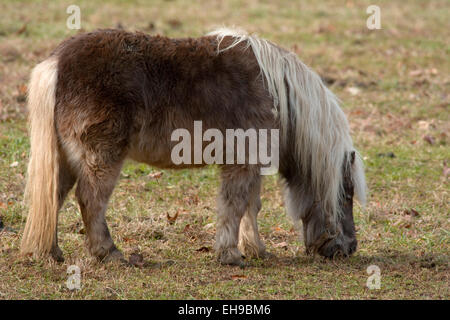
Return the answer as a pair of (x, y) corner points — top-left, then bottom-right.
(350, 151), (356, 165)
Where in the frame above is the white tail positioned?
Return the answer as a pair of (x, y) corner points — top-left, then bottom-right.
(21, 56), (60, 256)
(209, 28), (367, 223)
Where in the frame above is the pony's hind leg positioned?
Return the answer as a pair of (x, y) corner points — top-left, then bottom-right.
(75, 156), (125, 263)
(57, 100), (130, 262)
(238, 175), (267, 259)
(215, 165), (260, 267)
(50, 156), (77, 262)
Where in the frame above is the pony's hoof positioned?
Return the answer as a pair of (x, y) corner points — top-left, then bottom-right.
(242, 249), (273, 261)
(100, 248), (126, 264)
(217, 248), (246, 267)
(238, 243), (268, 260)
(50, 246), (65, 263)
(318, 238), (354, 259)
(260, 250), (276, 260)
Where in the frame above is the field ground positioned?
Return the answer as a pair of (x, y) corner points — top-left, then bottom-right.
(0, 0), (448, 299)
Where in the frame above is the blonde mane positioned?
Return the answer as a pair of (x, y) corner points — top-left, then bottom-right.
(208, 28), (367, 223)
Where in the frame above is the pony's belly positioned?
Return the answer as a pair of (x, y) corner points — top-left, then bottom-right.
(128, 142), (171, 168)
(127, 141), (207, 169)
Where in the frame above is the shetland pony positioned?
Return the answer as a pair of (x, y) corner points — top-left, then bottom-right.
(21, 28), (366, 266)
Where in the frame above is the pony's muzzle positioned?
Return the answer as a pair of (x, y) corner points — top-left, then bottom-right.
(317, 234), (357, 259)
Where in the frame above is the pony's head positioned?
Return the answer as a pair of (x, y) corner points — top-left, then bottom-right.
(301, 151), (359, 258)
(210, 27), (367, 259)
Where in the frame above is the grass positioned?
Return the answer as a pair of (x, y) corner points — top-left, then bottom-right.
(0, 0), (448, 299)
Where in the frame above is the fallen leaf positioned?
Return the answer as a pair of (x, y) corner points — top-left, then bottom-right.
(346, 86), (361, 96)
(423, 135), (435, 145)
(393, 219), (412, 228)
(148, 171), (163, 179)
(146, 22), (155, 31)
(0, 202), (7, 210)
(15, 84), (27, 102)
(167, 19), (182, 29)
(184, 195), (199, 205)
(274, 241), (288, 250)
(443, 161), (450, 178)
(204, 223), (214, 230)
(149, 230), (164, 240)
(231, 274), (247, 280)
(377, 152), (396, 158)
(18, 84), (27, 95)
(10, 161), (19, 168)
(417, 120), (430, 130)
(272, 226), (284, 232)
(195, 246), (211, 253)
(316, 24), (336, 34)
(166, 211), (179, 224)
(129, 253), (144, 267)
(409, 69), (422, 77)
(16, 24), (27, 35)
(404, 209), (420, 217)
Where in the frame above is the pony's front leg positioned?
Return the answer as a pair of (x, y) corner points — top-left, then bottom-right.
(215, 166), (260, 267)
(238, 176), (267, 259)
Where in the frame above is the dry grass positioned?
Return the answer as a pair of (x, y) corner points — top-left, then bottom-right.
(0, 0), (448, 299)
